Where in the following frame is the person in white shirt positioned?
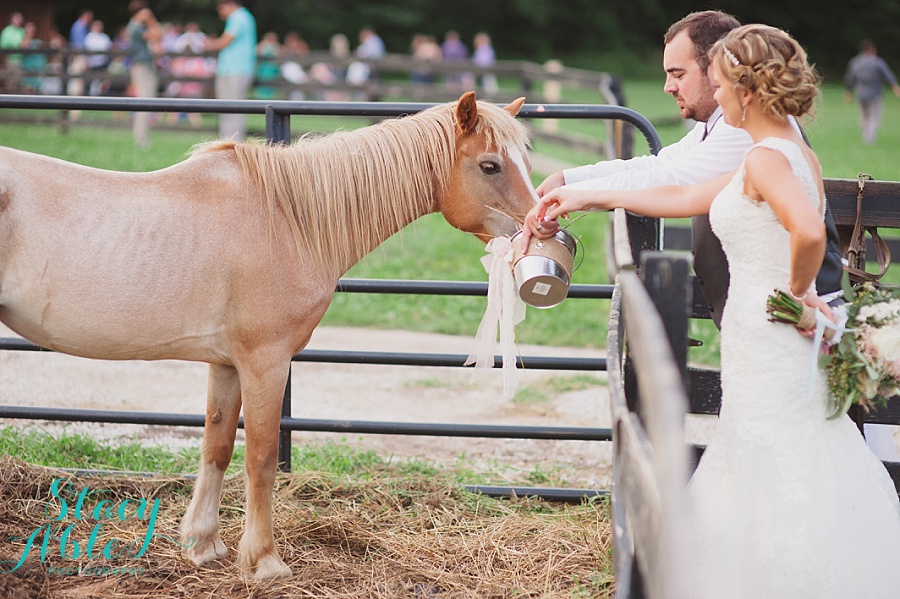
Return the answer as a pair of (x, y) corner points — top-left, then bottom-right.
(84, 20), (112, 68)
(173, 22), (207, 54)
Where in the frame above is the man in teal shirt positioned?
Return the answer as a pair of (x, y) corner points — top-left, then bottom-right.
(206, 0), (257, 140)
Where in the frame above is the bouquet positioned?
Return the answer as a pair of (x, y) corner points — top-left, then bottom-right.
(766, 283), (900, 419)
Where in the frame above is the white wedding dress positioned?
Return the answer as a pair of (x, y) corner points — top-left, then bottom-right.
(687, 137), (900, 597)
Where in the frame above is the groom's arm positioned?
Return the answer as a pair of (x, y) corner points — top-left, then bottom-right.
(563, 122), (751, 191)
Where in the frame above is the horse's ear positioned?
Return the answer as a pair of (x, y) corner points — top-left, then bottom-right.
(504, 97), (526, 117)
(455, 91), (478, 135)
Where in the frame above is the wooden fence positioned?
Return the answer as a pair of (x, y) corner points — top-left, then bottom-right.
(607, 209), (692, 599)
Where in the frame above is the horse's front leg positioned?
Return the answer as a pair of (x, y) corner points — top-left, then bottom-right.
(236, 359), (292, 580)
(181, 363), (242, 566)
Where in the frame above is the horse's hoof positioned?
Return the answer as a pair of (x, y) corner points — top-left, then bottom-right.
(252, 554), (292, 580)
(185, 536), (228, 567)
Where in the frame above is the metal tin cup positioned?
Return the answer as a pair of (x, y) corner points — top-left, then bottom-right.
(510, 228), (577, 308)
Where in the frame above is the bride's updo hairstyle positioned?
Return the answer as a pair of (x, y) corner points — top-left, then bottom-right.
(710, 24), (821, 122)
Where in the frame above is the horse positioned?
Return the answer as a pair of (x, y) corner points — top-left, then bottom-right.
(0, 92), (537, 579)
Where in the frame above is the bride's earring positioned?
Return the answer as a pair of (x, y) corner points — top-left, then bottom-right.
(741, 105), (747, 123)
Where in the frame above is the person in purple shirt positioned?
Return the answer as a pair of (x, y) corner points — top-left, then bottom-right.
(472, 32), (497, 94)
(441, 30), (468, 88)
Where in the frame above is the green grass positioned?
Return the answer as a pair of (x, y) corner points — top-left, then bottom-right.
(0, 425), (584, 489)
(0, 426), (205, 474)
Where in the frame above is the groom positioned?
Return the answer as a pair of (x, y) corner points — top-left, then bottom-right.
(536, 10), (898, 460)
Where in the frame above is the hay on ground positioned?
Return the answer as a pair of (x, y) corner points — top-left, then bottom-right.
(0, 457), (613, 598)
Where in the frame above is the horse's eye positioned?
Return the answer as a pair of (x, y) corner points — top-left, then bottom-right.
(479, 161), (501, 175)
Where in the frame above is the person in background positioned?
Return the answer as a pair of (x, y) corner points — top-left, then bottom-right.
(347, 26), (384, 87)
(104, 25), (132, 100)
(440, 30), (468, 89)
(83, 19), (112, 96)
(20, 22), (45, 94)
(281, 31), (308, 58)
(160, 22), (181, 53)
(254, 31), (280, 99)
(410, 33), (441, 86)
(279, 31), (309, 100)
(356, 27), (385, 61)
(330, 33), (349, 57)
(126, 0), (161, 148)
(843, 39), (900, 145)
(168, 22), (209, 127)
(66, 8), (93, 99)
(472, 31), (497, 95)
(205, 0), (257, 140)
(155, 22), (180, 78)
(0, 12), (25, 91)
(84, 19), (111, 69)
(40, 30), (67, 95)
(174, 21), (206, 54)
(69, 8), (92, 49)
(328, 32), (349, 82)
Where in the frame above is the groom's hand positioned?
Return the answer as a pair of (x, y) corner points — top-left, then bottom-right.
(536, 171), (565, 198)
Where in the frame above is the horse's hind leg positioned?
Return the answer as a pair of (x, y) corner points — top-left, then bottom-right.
(181, 363), (242, 566)
(237, 359), (292, 580)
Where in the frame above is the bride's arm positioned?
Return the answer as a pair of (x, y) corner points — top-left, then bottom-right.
(528, 170), (734, 227)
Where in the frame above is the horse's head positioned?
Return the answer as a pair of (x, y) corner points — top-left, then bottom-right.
(440, 92), (537, 242)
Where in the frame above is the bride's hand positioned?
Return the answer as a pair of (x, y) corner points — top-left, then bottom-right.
(520, 187), (604, 251)
(796, 294), (834, 338)
(540, 187), (600, 220)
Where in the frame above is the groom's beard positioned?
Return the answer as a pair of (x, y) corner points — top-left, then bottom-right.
(677, 77), (718, 123)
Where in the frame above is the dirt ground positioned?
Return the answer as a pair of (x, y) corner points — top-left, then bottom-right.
(0, 323), (613, 489)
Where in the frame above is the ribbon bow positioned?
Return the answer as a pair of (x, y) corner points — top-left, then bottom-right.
(465, 236), (527, 399)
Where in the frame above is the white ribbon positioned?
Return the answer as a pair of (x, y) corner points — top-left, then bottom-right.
(465, 236), (527, 399)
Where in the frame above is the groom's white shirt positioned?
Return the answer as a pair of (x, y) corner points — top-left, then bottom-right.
(561, 106), (748, 189)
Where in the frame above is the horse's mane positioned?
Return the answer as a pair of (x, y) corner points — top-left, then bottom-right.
(192, 99), (529, 276)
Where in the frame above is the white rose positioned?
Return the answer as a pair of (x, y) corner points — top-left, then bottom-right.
(858, 305), (878, 322)
(857, 302), (900, 324)
(873, 301), (900, 323)
(870, 325), (900, 363)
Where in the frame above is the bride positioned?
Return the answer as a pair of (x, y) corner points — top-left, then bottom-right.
(524, 24), (900, 597)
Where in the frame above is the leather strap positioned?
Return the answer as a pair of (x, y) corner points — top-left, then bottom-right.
(846, 173), (891, 284)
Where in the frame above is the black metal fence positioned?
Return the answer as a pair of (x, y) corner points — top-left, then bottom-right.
(0, 93), (661, 502)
